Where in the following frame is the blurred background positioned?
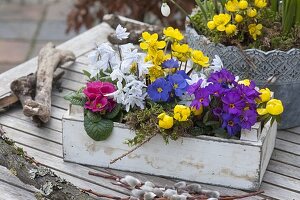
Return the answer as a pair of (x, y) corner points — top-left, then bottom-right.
(0, 0), (195, 74)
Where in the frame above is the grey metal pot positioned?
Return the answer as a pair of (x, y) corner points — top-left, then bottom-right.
(186, 25), (300, 129)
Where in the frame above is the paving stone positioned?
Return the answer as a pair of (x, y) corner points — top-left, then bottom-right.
(0, 40), (30, 63)
(0, 4), (45, 21)
(37, 20), (85, 41)
(0, 21), (38, 41)
(45, 0), (73, 21)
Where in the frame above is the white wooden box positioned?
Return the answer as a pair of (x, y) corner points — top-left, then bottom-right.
(62, 105), (277, 191)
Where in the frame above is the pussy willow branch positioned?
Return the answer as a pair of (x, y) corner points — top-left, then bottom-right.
(110, 133), (158, 164)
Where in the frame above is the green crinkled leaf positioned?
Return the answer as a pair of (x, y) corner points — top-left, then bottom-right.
(190, 127), (206, 136)
(86, 110), (101, 122)
(64, 90), (86, 106)
(203, 111), (210, 123)
(205, 121), (220, 126)
(84, 114), (113, 141)
(104, 104), (121, 119)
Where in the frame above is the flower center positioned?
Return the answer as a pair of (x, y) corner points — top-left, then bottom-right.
(96, 103), (102, 108)
(228, 120), (234, 126)
(229, 103), (235, 108)
(199, 98), (204, 103)
(157, 87), (163, 93)
(173, 83), (178, 89)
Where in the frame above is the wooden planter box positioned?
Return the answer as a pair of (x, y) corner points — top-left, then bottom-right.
(62, 105), (277, 191)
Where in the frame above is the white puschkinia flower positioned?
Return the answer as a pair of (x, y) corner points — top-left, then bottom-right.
(161, 2), (171, 17)
(210, 55), (223, 72)
(115, 24), (130, 40)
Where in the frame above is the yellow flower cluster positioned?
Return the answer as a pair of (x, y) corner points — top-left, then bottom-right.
(206, 0), (267, 40)
(256, 88), (284, 116)
(158, 105), (193, 129)
(140, 27), (209, 82)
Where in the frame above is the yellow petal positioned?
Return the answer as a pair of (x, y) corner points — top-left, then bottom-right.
(257, 108), (268, 115)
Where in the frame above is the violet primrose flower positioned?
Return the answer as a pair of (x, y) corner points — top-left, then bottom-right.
(208, 69), (236, 86)
(222, 91), (245, 115)
(191, 88), (210, 109)
(147, 78), (172, 102)
(240, 109), (257, 130)
(222, 113), (241, 136)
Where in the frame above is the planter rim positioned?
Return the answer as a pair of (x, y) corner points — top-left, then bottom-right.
(186, 25), (300, 55)
(64, 105), (269, 147)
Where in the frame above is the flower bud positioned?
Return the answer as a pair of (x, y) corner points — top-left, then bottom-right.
(235, 14), (243, 23)
(259, 88), (271, 102)
(238, 0), (248, 9)
(247, 8), (257, 18)
(161, 3), (171, 17)
(266, 99), (284, 115)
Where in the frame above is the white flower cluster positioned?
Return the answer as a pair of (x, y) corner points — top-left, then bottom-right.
(87, 25), (151, 112)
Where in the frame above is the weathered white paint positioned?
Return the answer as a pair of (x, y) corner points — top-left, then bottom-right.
(240, 122), (261, 142)
(63, 107), (277, 191)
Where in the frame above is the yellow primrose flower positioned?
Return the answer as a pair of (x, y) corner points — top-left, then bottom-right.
(238, 0), (248, 9)
(247, 8), (257, 18)
(157, 113), (174, 129)
(259, 88), (271, 102)
(191, 106), (203, 116)
(174, 105), (191, 122)
(225, 24), (237, 36)
(266, 99), (284, 115)
(257, 108), (268, 115)
(235, 14), (243, 23)
(238, 79), (251, 86)
(149, 65), (164, 82)
(140, 32), (166, 54)
(152, 50), (171, 66)
(225, 0), (239, 12)
(191, 50), (209, 67)
(207, 21), (216, 30)
(248, 23), (263, 40)
(213, 13), (231, 32)
(254, 0), (267, 8)
(163, 27), (184, 41)
(171, 43), (191, 62)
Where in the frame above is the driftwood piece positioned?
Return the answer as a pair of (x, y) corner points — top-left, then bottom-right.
(23, 43), (75, 123)
(103, 14), (163, 44)
(0, 127), (97, 200)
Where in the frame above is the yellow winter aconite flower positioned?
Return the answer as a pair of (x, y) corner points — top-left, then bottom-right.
(257, 108), (268, 115)
(257, 99), (284, 116)
(259, 88), (271, 102)
(248, 23), (263, 40)
(191, 50), (209, 67)
(140, 32), (166, 54)
(149, 50), (170, 66)
(238, 79), (251, 86)
(266, 99), (284, 115)
(247, 8), (257, 18)
(191, 106), (203, 116)
(149, 65), (164, 82)
(225, 0), (239, 12)
(171, 43), (191, 62)
(163, 27), (184, 41)
(225, 24), (237, 36)
(254, 0), (267, 8)
(157, 112), (174, 129)
(207, 21), (216, 30)
(238, 0), (248, 9)
(213, 13), (231, 32)
(173, 105), (191, 121)
(235, 14), (243, 23)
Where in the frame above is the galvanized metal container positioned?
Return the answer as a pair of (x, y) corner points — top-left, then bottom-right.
(186, 25), (300, 129)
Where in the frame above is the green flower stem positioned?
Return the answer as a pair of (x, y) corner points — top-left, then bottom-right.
(270, 0), (279, 12)
(184, 61), (188, 72)
(195, 0), (208, 22)
(282, 0), (296, 33)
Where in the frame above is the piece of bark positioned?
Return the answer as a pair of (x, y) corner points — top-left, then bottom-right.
(0, 127), (97, 200)
(0, 93), (19, 110)
(103, 14), (163, 44)
(23, 43), (75, 123)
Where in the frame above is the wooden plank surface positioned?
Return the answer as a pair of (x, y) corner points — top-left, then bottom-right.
(0, 17), (300, 200)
